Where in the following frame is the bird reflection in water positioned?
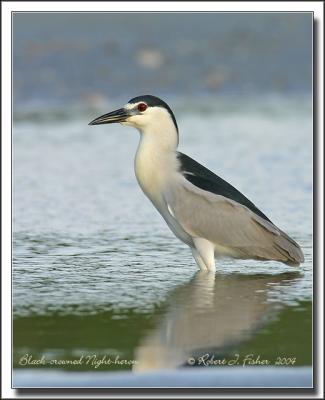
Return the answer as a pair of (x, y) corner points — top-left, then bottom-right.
(134, 270), (300, 371)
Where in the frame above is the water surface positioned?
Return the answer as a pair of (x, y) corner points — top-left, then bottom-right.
(13, 95), (312, 374)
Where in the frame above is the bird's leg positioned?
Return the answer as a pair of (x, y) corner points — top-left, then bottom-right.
(193, 238), (216, 272)
(191, 248), (208, 271)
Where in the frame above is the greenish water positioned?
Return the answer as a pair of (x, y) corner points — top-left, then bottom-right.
(13, 284), (311, 372)
(13, 309), (161, 371)
(13, 96), (312, 376)
(232, 301), (312, 366)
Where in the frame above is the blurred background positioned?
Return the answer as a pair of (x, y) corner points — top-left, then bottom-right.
(13, 12), (312, 386)
(13, 13), (311, 110)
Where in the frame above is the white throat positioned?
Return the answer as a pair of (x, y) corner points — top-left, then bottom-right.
(133, 111), (179, 202)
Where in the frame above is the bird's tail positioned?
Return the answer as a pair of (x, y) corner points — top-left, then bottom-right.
(247, 217), (305, 266)
(272, 229), (305, 266)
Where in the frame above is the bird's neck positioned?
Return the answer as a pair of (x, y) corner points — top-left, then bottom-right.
(134, 127), (178, 201)
(138, 117), (178, 151)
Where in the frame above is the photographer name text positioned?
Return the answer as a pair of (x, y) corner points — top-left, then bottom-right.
(187, 353), (297, 367)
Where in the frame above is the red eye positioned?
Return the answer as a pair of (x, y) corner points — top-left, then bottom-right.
(138, 103), (147, 112)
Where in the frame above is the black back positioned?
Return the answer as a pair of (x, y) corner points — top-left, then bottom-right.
(177, 152), (272, 223)
(128, 95), (178, 133)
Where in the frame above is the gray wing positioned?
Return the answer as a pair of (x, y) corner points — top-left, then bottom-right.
(165, 175), (304, 265)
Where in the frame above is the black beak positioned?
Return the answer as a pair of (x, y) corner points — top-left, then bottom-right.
(88, 108), (129, 125)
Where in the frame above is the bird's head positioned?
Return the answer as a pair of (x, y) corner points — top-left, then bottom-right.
(89, 95), (179, 146)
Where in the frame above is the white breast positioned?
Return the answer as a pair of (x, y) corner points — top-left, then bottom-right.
(134, 135), (175, 201)
(134, 137), (193, 246)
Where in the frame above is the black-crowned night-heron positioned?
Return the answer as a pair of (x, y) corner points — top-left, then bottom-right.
(89, 95), (304, 272)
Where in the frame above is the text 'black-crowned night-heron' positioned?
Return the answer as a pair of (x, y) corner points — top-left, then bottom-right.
(89, 95), (304, 272)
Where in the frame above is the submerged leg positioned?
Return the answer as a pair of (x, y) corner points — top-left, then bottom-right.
(193, 237), (216, 272)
